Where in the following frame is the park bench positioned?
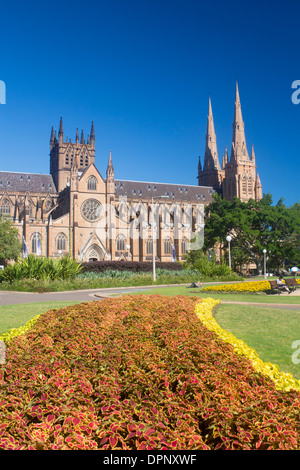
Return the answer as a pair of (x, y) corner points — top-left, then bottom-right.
(285, 278), (300, 292)
(268, 280), (283, 295)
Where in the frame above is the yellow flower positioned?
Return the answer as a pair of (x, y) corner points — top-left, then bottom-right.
(195, 298), (300, 392)
(202, 280), (271, 293)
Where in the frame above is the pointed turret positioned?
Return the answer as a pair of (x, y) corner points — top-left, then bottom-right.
(255, 172), (262, 201)
(90, 121), (95, 148)
(203, 97), (220, 171)
(80, 129), (85, 144)
(76, 128), (79, 144)
(50, 126), (54, 150)
(198, 156), (202, 173)
(58, 116), (64, 144)
(222, 146), (228, 169)
(108, 149), (113, 166)
(251, 144), (255, 163)
(106, 150), (115, 196)
(231, 82), (249, 161)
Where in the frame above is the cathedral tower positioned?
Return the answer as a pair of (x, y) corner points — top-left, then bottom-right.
(50, 118), (96, 192)
(222, 83), (261, 202)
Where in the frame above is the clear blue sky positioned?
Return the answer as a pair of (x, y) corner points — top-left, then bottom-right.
(0, 0), (300, 207)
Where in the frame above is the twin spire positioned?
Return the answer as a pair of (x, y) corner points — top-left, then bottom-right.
(202, 82), (252, 171)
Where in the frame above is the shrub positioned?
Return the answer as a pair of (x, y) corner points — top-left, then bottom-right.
(0, 255), (82, 283)
(80, 260), (183, 273)
(1, 296), (300, 450)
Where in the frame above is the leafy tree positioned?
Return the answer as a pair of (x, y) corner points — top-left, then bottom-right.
(0, 214), (22, 264)
(202, 193), (300, 274)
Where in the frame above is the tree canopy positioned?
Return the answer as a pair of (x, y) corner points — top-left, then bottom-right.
(202, 193), (300, 273)
(0, 215), (22, 264)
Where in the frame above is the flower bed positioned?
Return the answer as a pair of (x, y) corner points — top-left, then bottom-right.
(202, 280), (274, 293)
(1, 295), (300, 450)
(202, 279), (300, 294)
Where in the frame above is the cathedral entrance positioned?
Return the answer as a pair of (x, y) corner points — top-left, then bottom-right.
(86, 244), (104, 261)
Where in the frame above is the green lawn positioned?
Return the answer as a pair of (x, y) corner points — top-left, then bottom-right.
(0, 301), (83, 335)
(127, 285), (300, 304)
(215, 303), (300, 380)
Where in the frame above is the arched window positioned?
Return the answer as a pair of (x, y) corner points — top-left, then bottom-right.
(56, 233), (67, 251)
(146, 237), (153, 255)
(87, 175), (97, 191)
(164, 237), (172, 255)
(0, 198), (11, 216)
(31, 232), (41, 255)
(80, 155), (84, 167)
(116, 234), (125, 251)
(65, 154), (69, 165)
(181, 237), (188, 255)
(85, 156), (89, 167)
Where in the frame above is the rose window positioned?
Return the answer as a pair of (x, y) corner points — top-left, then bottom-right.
(81, 199), (102, 222)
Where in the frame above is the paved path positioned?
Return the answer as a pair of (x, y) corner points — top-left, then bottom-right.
(0, 283), (300, 310)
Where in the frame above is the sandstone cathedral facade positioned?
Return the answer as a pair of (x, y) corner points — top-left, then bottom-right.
(0, 83), (262, 262)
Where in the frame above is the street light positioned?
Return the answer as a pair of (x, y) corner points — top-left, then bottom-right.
(151, 195), (169, 281)
(226, 235), (232, 269)
(126, 244), (131, 261)
(263, 249), (267, 279)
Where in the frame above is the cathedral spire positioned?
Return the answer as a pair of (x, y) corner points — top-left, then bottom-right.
(231, 82), (249, 161)
(59, 116), (63, 136)
(76, 128), (79, 144)
(80, 129), (85, 144)
(203, 97), (220, 171)
(90, 121), (95, 148)
(58, 116), (64, 144)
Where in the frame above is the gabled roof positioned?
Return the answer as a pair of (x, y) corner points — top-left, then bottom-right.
(114, 179), (214, 203)
(0, 171), (56, 193)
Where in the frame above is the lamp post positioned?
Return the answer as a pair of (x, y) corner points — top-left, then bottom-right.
(263, 249), (267, 279)
(126, 244), (131, 261)
(80, 233), (83, 262)
(151, 195), (169, 281)
(226, 235), (232, 269)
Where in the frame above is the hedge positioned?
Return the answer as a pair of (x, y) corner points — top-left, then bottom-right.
(81, 261), (183, 273)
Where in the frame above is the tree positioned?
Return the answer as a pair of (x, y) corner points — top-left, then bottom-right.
(0, 215), (22, 264)
(202, 193), (300, 274)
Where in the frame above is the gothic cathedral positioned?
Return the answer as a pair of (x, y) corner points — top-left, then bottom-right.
(0, 83), (262, 262)
(197, 83), (262, 202)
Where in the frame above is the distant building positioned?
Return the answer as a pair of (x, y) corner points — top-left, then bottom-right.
(197, 83), (262, 202)
(0, 83), (262, 262)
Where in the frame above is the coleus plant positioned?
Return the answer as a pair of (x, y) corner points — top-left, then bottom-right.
(0, 295), (300, 450)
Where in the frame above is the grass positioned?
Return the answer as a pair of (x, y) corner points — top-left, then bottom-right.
(214, 303), (300, 380)
(0, 301), (84, 335)
(0, 269), (242, 292)
(126, 285), (300, 304)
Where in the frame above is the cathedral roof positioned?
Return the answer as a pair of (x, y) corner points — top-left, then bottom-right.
(114, 179), (214, 203)
(0, 171), (56, 193)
